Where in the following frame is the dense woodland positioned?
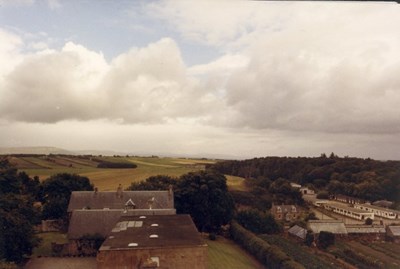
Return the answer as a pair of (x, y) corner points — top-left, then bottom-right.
(212, 154), (400, 207)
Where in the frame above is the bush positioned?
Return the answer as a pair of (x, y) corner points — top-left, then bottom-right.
(208, 233), (216, 241)
(230, 221), (304, 269)
(365, 218), (373, 225)
(236, 209), (282, 234)
(96, 161), (137, 169)
(318, 231), (334, 249)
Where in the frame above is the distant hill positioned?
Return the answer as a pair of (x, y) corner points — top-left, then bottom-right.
(0, 146), (74, 155)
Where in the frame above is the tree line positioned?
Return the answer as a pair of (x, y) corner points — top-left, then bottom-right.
(212, 154), (400, 206)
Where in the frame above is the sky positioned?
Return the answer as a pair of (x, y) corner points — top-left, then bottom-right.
(0, 0), (400, 160)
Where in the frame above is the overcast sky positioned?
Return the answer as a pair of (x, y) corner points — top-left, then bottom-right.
(0, 0), (399, 160)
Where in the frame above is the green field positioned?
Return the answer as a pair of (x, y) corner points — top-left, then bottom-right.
(207, 237), (265, 269)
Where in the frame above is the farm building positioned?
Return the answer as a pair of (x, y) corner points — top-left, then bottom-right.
(288, 225), (307, 240)
(299, 187), (314, 195)
(271, 205), (300, 221)
(307, 220), (347, 235)
(386, 226), (400, 243)
(67, 186), (174, 213)
(345, 225), (386, 240)
(66, 186), (177, 256)
(67, 208), (176, 255)
(331, 194), (365, 205)
(97, 214), (207, 269)
(353, 203), (399, 219)
(323, 202), (374, 221)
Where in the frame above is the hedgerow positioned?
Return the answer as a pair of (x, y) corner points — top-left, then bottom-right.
(230, 221), (304, 269)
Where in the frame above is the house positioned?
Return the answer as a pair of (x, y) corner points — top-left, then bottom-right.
(271, 205), (300, 221)
(386, 226), (400, 243)
(323, 202), (374, 221)
(353, 203), (400, 220)
(299, 187), (314, 195)
(332, 194), (365, 205)
(307, 220), (347, 235)
(97, 214), (207, 269)
(288, 225), (307, 240)
(67, 186), (174, 213)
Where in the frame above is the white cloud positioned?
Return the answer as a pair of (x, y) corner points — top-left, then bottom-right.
(0, 35), (221, 124)
(147, 1), (400, 134)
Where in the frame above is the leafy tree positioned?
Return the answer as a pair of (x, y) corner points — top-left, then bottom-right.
(0, 160), (40, 263)
(127, 175), (176, 191)
(305, 231), (314, 247)
(175, 171), (234, 232)
(41, 173), (93, 219)
(236, 209), (281, 234)
(0, 159), (21, 195)
(365, 218), (373, 225)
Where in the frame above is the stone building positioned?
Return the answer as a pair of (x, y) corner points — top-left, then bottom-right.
(66, 186), (176, 256)
(97, 214), (207, 269)
(271, 205), (300, 221)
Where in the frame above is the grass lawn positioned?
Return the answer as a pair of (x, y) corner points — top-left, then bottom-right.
(207, 236), (265, 269)
(32, 232), (68, 257)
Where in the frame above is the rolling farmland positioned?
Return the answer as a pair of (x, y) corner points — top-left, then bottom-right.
(7, 155), (216, 190)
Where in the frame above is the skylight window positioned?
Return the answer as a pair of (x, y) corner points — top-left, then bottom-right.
(149, 234), (159, 238)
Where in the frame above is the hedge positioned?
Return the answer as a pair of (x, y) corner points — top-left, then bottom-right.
(230, 221), (304, 269)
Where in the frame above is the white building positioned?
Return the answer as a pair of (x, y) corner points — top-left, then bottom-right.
(354, 204), (399, 220)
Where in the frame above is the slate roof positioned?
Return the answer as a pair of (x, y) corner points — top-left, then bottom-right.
(288, 225), (307, 239)
(68, 209), (176, 239)
(99, 214), (206, 251)
(307, 220), (348, 235)
(67, 190), (174, 212)
(355, 203), (400, 215)
(372, 200), (393, 208)
(271, 205), (299, 213)
(387, 226), (400, 237)
(68, 210), (122, 239)
(345, 225), (386, 234)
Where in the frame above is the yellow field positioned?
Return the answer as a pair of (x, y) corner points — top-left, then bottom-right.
(18, 156), (216, 191)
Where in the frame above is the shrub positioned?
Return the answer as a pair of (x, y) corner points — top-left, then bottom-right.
(318, 231), (334, 249)
(230, 221), (304, 269)
(365, 218), (373, 225)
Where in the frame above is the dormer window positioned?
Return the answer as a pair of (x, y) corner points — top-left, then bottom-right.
(277, 206), (282, 213)
(125, 198), (136, 209)
(291, 206), (297, 212)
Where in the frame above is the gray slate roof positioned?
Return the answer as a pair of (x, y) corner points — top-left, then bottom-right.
(307, 220), (348, 235)
(288, 225), (307, 239)
(387, 226), (400, 237)
(67, 190), (174, 212)
(345, 225), (386, 234)
(68, 209), (176, 239)
(99, 214), (205, 251)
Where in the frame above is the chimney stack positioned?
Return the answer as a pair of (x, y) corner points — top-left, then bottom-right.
(117, 184), (123, 199)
